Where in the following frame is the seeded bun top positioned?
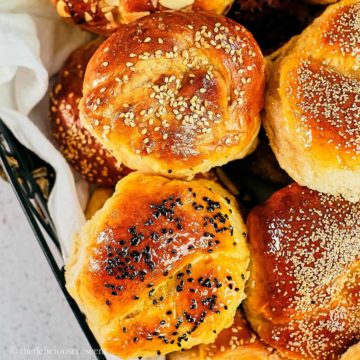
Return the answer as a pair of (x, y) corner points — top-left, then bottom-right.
(80, 11), (265, 179)
(65, 172), (250, 359)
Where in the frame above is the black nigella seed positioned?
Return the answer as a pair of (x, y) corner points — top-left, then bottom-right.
(166, 310), (172, 315)
(128, 226), (137, 235)
(105, 300), (111, 305)
(199, 278), (212, 288)
(224, 305), (228, 310)
(123, 327), (127, 333)
(119, 240), (126, 245)
(168, 169), (172, 174)
(133, 337), (138, 343)
(226, 276), (233, 281)
(177, 272), (184, 279)
(151, 232), (160, 241)
(160, 320), (166, 325)
(147, 283), (154, 288)
(133, 295), (139, 300)
(157, 350), (161, 355)
(163, 270), (169, 276)
(105, 283), (115, 290)
(149, 289), (155, 297)
(111, 291), (117, 296)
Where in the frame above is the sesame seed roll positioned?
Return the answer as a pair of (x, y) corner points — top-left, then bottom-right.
(264, 0), (360, 202)
(244, 183), (360, 360)
(79, 11), (265, 179)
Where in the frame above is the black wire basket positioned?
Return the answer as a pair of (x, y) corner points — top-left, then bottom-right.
(0, 119), (107, 360)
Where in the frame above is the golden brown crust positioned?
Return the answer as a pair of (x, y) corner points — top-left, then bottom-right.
(168, 310), (282, 360)
(264, 0), (360, 202)
(244, 183), (360, 359)
(80, 11), (265, 179)
(66, 172), (250, 359)
(53, 0), (234, 36)
(85, 187), (114, 220)
(50, 40), (131, 186)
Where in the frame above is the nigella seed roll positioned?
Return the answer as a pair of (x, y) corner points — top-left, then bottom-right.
(65, 172), (250, 359)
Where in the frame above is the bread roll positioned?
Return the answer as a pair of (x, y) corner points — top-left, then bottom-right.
(52, 0), (234, 35)
(168, 310), (282, 360)
(264, 0), (360, 202)
(50, 40), (130, 186)
(244, 183), (360, 359)
(85, 187), (113, 220)
(66, 172), (250, 359)
(80, 11), (265, 179)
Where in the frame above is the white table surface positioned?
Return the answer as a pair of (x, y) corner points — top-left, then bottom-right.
(0, 179), (96, 359)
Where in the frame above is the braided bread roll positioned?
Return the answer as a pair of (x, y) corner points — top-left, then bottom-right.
(53, 0), (234, 35)
(264, 0), (360, 202)
(79, 11), (265, 179)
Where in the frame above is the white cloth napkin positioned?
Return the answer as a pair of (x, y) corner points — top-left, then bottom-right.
(0, 0), (92, 259)
(0, 2), (163, 359)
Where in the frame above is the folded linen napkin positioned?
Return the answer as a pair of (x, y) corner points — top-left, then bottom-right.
(0, 0), (91, 259)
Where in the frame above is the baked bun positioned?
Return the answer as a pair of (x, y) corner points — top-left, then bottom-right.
(168, 310), (282, 360)
(80, 11), (265, 179)
(66, 172), (250, 359)
(244, 183), (360, 359)
(85, 187), (113, 220)
(50, 40), (130, 186)
(53, 0), (234, 36)
(264, 0), (360, 202)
